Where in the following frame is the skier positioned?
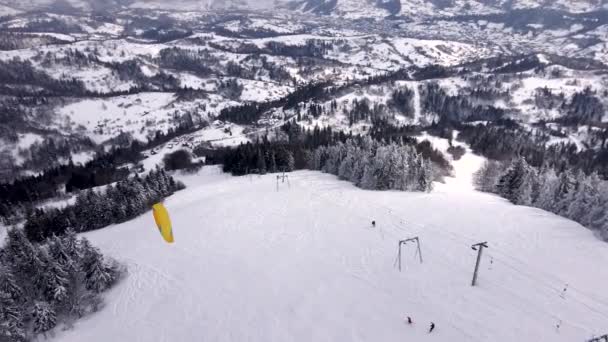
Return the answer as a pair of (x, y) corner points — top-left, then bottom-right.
(560, 284), (569, 299)
(429, 322), (435, 333)
(372, 220), (376, 227)
(406, 316), (412, 324)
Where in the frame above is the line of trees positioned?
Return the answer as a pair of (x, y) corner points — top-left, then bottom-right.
(458, 122), (608, 179)
(475, 157), (608, 240)
(311, 137), (435, 192)
(219, 122), (443, 192)
(0, 121), (200, 224)
(23, 169), (185, 242)
(0, 228), (123, 341)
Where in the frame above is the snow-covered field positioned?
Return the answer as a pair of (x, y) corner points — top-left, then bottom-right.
(48, 146), (608, 342)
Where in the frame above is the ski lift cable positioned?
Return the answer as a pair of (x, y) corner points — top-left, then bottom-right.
(305, 178), (608, 319)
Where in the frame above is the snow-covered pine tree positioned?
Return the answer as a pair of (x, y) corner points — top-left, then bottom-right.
(0, 292), (25, 342)
(350, 149), (368, 186)
(269, 151), (277, 173)
(337, 140), (356, 180)
(0, 265), (23, 301)
(125, 177), (147, 216)
(62, 228), (81, 260)
(587, 179), (608, 236)
(516, 167), (539, 206)
(385, 144), (403, 190)
(405, 147), (420, 191)
(496, 157), (529, 203)
(360, 162), (377, 190)
(322, 144), (343, 175)
(286, 151), (295, 172)
(567, 172), (601, 227)
(81, 239), (116, 293)
(417, 158), (434, 192)
(38, 249), (70, 304)
(156, 168), (171, 196)
(32, 301), (57, 336)
(554, 170), (577, 214)
(4, 228), (43, 281)
(310, 147), (323, 170)
(48, 235), (72, 267)
(371, 146), (389, 190)
(534, 168), (559, 211)
(474, 160), (503, 193)
(256, 148), (267, 174)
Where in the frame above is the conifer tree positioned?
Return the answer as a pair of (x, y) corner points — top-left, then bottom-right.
(474, 160), (503, 193)
(32, 301), (57, 336)
(0, 265), (23, 301)
(534, 168), (559, 211)
(286, 151), (295, 172)
(496, 157), (530, 203)
(81, 239), (116, 293)
(269, 151), (277, 173)
(0, 292), (25, 342)
(567, 172), (601, 226)
(256, 148), (267, 174)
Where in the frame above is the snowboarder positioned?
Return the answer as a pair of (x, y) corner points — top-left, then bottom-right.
(405, 316), (412, 324)
(372, 220), (376, 227)
(429, 322), (435, 333)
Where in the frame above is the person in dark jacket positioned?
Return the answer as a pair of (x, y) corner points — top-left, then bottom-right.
(407, 316), (412, 324)
(372, 220), (376, 227)
(429, 322), (435, 333)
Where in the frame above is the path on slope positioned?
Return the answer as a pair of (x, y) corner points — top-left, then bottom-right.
(51, 147), (608, 342)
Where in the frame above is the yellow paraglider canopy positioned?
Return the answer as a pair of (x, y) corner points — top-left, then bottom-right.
(152, 203), (174, 243)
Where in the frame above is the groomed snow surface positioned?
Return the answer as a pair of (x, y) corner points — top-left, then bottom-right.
(51, 148), (608, 342)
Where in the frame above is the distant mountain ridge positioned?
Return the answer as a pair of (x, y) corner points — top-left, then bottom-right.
(0, 0), (606, 16)
(288, 0), (608, 18)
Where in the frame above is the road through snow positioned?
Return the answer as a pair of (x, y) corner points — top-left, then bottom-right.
(50, 143), (608, 342)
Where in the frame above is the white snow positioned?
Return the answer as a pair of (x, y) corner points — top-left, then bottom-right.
(58, 93), (178, 143)
(0, 4), (20, 16)
(48, 144), (608, 342)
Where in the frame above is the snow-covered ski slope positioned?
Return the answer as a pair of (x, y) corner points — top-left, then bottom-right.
(52, 147), (608, 342)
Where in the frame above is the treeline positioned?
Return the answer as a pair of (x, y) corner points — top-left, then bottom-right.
(158, 47), (216, 78)
(311, 137), (434, 192)
(388, 88), (415, 117)
(475, 157), (608, 240)
(0, 57), (86, 96)
(23, 168), (185, 242)
(0, 228), (122, 341)
(0, 145), (141, 216)
(264, 40), (331, 58)
(420, 83), (505, 123)
(208, 39), (331, 59)
(108, 60), (180, 91)
(18, 136), (96, 172)
(220, 123), (446, 192)
(218, 82), (331, 124)
(458, 122), (608, 179)
(220, 124), (349, 175)
(0, 121), (199, 223)
(0, 32), (69, 51)
(559, 88), (605, 125)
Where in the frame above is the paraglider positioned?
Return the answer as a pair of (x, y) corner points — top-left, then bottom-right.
(152, 203), (174, 243)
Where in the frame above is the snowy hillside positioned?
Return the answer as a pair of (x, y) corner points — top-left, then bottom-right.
(48, 147), (608, 342)
(289, 0), (608, 17)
